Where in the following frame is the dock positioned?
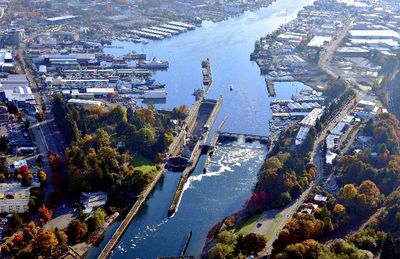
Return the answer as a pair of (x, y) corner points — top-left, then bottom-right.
(266, 78), (276, 97)
(167, 97), (223, 217)
(168, 21), (196, 30)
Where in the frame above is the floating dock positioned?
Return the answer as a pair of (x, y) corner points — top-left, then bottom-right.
(158, 24), (188, 32)
(266, 78), (276, 97)
(140, 28), (172, 38)
(131, 30), (164, 40)
(169, 21), (196, 30)
(150, 26), (180, 35)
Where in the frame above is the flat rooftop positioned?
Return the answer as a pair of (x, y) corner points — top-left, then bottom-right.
(349, 29), (400, 38)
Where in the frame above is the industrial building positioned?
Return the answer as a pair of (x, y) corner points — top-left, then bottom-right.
(0, 49), (14, 72)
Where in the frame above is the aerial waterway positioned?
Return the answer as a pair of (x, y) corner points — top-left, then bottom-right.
(87, 0), (315, 258)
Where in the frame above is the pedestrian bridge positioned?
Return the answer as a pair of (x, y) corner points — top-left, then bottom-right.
(217, 132), (269, 145)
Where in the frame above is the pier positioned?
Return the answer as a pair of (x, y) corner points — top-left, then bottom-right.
(167, 97), (223, 217)
(266, 78), (276, 97)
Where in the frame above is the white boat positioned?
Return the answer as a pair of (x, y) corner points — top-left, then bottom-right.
(137, 58), (169, 69)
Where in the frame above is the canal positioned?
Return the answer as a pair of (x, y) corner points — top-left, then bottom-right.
(87, 0), (315, 257)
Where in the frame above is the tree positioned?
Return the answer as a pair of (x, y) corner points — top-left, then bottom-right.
(165, 131), (174, 147)
(276, 239), (322, 259)
(303, 130), (314, 153)
(38, 171), (47, 184)
(38, 205), (52, 224)
(210, 243), (233, 259)
(217, 230), (236, 245)
(333, 204), (346, 215)
(381, 234), (395, 259)
(236, 233), (267, 256)
(91, 208), (107, 229)
(264, 157), (283, 174)
(340, 184), (357, 200)
(109, 105), (127, 124)
(31, 229), (59, 257)
(64, 114), (80, 145)
(67, 219), (88, 245)
(172, 105), (189, 120)
(23, 221), (37, 240)
(9, 212), (23, 230)
(56, 228), (68, 252)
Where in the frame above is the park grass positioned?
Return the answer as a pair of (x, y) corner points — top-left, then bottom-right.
(266, 213), (283, 240)
(132, 154), (157, 174)
(236, 214), (261, 236)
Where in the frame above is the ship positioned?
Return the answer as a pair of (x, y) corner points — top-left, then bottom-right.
(137, 58), (169, 69)
(132, 77), (155, 87)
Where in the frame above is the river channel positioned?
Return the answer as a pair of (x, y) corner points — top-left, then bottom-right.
(87, 0), (315, 257)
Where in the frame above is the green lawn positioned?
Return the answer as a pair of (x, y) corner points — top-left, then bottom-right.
(267, 213), (283, 240)
(132, 154), (157, 174)
(236, 214), (261, 236)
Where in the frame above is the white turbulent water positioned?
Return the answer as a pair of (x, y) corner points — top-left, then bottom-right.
(115, 142), (266, 254)
(183, 142), (265, 192)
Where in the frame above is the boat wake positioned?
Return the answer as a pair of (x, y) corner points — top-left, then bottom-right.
(114, 218), (169, 254)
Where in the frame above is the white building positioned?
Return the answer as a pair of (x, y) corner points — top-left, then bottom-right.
(67, 99), (102, 107)
(81, 191), (108, 214)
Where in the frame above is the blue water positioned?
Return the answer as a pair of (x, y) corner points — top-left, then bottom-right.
(87, 0), (314, 258)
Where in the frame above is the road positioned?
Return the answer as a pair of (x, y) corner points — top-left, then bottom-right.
(318, 17), (356, 82)
(15, 35), (66, 202)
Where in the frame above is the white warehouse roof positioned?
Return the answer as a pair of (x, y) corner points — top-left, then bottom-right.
(349, 29), (400, 38)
